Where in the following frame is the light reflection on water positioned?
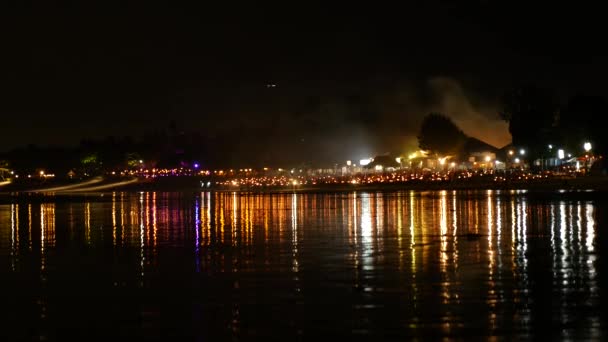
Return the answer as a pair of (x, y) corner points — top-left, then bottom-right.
(0, 190), (604, 339)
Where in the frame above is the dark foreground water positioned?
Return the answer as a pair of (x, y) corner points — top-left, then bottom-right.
(1, 190), (607, 340)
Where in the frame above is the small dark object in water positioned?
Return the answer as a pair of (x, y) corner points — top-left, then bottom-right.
(465, 233), (483, 240)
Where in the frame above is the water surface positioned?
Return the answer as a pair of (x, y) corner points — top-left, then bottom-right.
(1, 190), (606, 340)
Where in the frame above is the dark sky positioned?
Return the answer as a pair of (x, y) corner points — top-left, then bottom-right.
(2, 2), (607, 165)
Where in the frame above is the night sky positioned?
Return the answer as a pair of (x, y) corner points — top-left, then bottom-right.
(2, 2), (607, 165)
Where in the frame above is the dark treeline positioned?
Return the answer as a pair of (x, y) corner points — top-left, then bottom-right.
(0, 125), (224, 176)
(3, 86), (608, 177)
(500, 86), (608, 160)
(418, 85), (608, 167)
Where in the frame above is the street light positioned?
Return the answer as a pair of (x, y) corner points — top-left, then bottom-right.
(583, 142), (592, 174)
(519, 149), (526, 155)
(584, 142), (592, 152)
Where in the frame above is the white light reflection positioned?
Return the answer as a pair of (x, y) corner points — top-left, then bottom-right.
(560, 202), (568, 276)
(520, 199), (528, 256)
(361, 194), (372, 244)
(292, 193), (299, 274)
(360, 193), (374, 277)
(585, 203), (598, 310)
(586, 204), (595, 253)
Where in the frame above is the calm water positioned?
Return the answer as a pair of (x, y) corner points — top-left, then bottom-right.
(1, 190), (606, 340)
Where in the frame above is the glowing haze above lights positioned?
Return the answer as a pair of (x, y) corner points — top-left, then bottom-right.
(359, 158), (372, 166)
(558, 149), (565, 159)
(584, 142), (592, 152)
(408, 150), (429, 160)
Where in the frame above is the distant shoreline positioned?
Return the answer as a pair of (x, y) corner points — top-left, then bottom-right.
(2, 175), (608, 199)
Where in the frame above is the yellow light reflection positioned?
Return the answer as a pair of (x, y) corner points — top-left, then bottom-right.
(292, 193), (299, 274)
(10, 204), (19, 271)
(112, 192), (117, 246)
(439, 190), (448, 270)
(85, 202), (91, 245)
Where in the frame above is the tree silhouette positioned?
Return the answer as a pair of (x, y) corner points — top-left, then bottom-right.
(499, 85), (557, 161)
(0, 160), (9, 180)
(80, 153), (102, 176)
(558, 94), (608, 155)
(418, 113), (467, 156)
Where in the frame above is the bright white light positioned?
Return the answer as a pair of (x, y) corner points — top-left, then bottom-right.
(139, 160), (143, 164)
(485, 156), (491, 162)
(584, 142), (592, 152)
(375, 165), (383, 171)
(395, 157), (402, 164)
(558, 149), (565, 159)
(346, 160), (352, 166)
(508, 150), (514, 156)
(450, 162), (456, 167)
(548, 144), (553, 149)
(519, 149), (525, 155)
(514, 158), (520, 163)
(360, 158), (372, 166)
